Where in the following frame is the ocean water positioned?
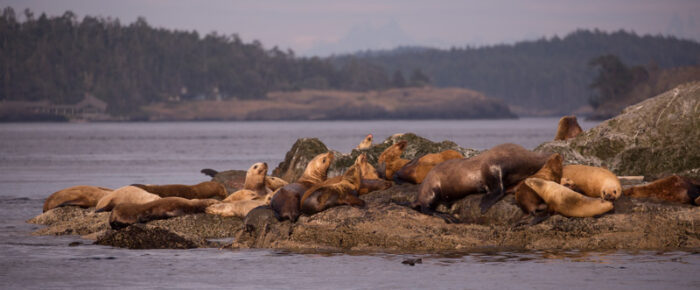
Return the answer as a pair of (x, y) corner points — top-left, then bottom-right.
(0, 119), (698, 289)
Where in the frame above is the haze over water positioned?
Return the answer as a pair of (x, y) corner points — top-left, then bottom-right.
(1, 119), (698, 289)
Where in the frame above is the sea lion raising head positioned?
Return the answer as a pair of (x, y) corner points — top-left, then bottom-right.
(300, 162), (365, 215)
(377, 140), (410, 180)
(271, 152), (335, 222)
(356, 134), (373, 150)
(554, 115), (583, 141)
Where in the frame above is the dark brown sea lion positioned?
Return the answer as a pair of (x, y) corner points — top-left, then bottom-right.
(270, 152), (334, 222)
(377, 140), (410, 180)
(43, 185), (113, 212)
(223, 162), (270, 202)
(356, 134), (373, 149)
(410, 143), (549, 222)
(554, 115), (583, 141)
(96, 186), (161, 212)
(562, 165), (622, 201)
(131, 181), (227, 200)
(525, 178), (614, 217)
(300, 162), (364, 215)
(514, 153), (563, 223)
(623, 175), (700, 205)
(109, 197), (219, 229)
(393, 149), (464, 184)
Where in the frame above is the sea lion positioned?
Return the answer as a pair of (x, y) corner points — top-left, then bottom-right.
(109, 197), (219, 229)
(264, 176), (288, 191)
(562, 164), (622, 201)
(356, 134), (373, 149)
(514, 153), (563, 222)
(393, 149), (464, 184)
(300, 162), (364, 215)
(131, 181), (227, 200)
(43, 185), (113, 212)
(223, 162), (271, 202)
(377, 140), (410, 180)
(554, 115), (583, 141)
(95, 186), (161, 212)
(355, 153), (392, 195)
(271, 152), (334, 222)
(206, 191), (275, 218)
(623, 175), (700, 205)
(524, 178), (614, 217)
(410, 143), (549, 222)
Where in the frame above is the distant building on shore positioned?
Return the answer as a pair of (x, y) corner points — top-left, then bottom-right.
(0, 94), (112, 121)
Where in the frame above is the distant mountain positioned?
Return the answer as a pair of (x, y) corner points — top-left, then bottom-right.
(331, 30), (700, 116)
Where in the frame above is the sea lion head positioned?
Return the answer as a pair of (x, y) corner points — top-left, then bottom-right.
(524, 177), (546, 191)
(379, 140), (408, 163)
(301, 152), (335, 184)
(355, 153), (379, 179)
(601, 180), (622, 201)
(244, 162), (268, 190)
(357, 134), (373, 149)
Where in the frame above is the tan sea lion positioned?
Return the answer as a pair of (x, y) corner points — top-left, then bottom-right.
(356, 134), (373, 149)
(223, 162), (271, 202)
(524, 178), (614, 217)
(271, 152), (334, 222)
(377, 140), (410, 180)
(132, 181), (227, 200)
(43, 185), (113, 212)
(410, 143), (550, 222)
(623, 175), (700, 205)
(264, 176), (288, 191)
(355, 153), (392, 195)
(393, 149), (464, 184)
(96, 186), (161, 212)
(562, 164), (622, 201)
(206, 191), (274, 218)
(300, 162), (365, 215)
(514, 153), (563, 222)
(109, 197), (219, 229)
(554, 115), (583, 141)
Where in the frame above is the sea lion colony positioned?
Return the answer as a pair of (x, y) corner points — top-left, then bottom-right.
(41, 116), (699, 232)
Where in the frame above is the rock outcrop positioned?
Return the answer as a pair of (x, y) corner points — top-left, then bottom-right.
(536, 81), (700, 179)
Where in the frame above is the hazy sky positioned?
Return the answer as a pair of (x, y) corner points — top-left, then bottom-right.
(2, 0), (699, 56)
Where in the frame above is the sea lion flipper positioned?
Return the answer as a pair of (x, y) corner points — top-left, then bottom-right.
(479, 191), (505, 214)
(376, 162), (387, 180)
(529, 212), (551, 225)
(201, 168), (219, 177)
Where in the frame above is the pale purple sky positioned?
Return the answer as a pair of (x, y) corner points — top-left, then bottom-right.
(2, 0), (699, 56)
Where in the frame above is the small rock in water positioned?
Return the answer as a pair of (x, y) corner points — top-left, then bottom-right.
(401, 258), (423, 266)
(68, 241), (82, 247)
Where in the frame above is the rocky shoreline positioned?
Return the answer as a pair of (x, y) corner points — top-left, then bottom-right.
(27, 82), (700, 252)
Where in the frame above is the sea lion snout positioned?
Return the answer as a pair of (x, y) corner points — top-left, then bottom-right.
(603, 193), (616, 201)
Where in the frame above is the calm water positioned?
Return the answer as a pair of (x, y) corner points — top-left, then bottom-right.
(1, 119), (698, 289)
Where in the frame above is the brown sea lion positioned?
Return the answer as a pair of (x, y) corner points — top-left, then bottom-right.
(377, 140), (410, 180)
(524, 178), (614, 217)
(132, 181), (227, 200)
(356, 134), (373, 149)
(206, 191), (275, 218)
(264, 176), (288, 191)
(623, 175), (700, 205)
(223, 162), (270, 202)
(43, 185), (113, 212)
(562, 164), (622, 201)
(354, 153), (392, 195)
(96, 186), (161, 212)
(554, 115), (583, 141)
(410, 143), (550, 222)
(393, 149), (464, 184)
(109, 197), (219, 229)
(271, 152), (334, 222)
(300, 162), (364, 215)
(514, 153), (563, 223)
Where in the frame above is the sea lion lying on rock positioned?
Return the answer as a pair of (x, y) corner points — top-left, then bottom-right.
(131, 181), (227, 200)
(409, 143), (549, 222)
(356, 134), (373, 150)
(300, 162), (364, 215)
(562, 164), (622, 201)
(43, 185), (113, 212)
(393, 149), (463, 184)
(96, 186), (161, 212)
(623, 175), (700, 205)
(224, 162), (271, 202)
(514, 153), (563, 224)
(377, 140), (410, 180)
(109, 197), (219, 229)
(264, 176), (288, 191)
(206, 191), (275, 218)
(554, 115), (583, 141)
(271, 152), (334, 222)
(524, 178), (614, 217)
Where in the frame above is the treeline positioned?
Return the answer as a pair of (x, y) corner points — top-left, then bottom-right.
(0, 8), (428, 115)
(334, 30), (700, 114)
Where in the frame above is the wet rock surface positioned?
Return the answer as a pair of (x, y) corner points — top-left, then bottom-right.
(536, 81), (700, 179)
